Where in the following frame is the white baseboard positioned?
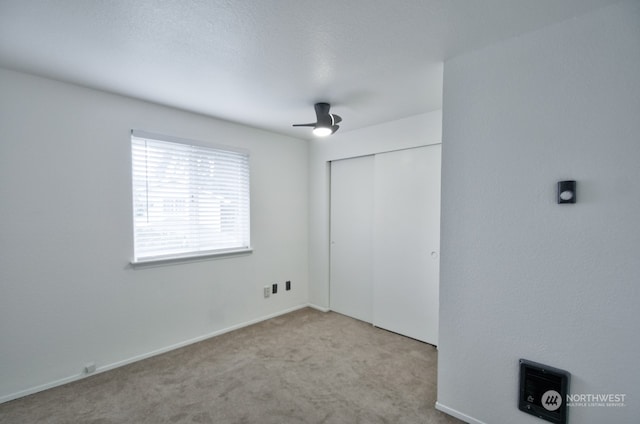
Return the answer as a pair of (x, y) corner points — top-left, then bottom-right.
(1, 374), (86, 406)
(308, 303), (330, 312)
(1, 303), (311, 404)
(435, 402), (487, 424)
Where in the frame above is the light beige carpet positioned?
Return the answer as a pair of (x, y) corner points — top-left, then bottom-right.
(0, 308), (463, 424)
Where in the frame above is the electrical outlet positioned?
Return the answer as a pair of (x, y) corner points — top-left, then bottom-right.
(286, 280), (291, 291)
(264, 286), (271, 298)
(272, 283), (278, 294)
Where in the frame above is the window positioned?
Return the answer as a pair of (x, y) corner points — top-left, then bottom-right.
(131, 130), (250, 263)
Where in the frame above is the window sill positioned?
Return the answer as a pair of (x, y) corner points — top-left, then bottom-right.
(130, 247), (253, 268)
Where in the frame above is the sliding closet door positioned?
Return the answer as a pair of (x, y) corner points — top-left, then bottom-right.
(373, 145), (441, 345)
(329, 156), (374, 323)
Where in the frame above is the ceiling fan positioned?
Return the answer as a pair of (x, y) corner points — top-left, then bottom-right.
(292, 103), (342, 137)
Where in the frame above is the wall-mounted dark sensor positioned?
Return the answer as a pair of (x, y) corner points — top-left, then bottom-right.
(557, 181), (576, 204)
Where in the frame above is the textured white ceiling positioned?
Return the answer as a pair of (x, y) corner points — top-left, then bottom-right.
(0, 0), (622, 139)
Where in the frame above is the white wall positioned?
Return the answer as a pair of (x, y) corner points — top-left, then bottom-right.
(437, 2), (640, 424)
(0, 68), (309, 402)
(308, 110), (442, 309)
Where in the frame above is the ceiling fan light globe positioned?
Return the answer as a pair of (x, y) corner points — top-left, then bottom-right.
(313, 127), (332, 137)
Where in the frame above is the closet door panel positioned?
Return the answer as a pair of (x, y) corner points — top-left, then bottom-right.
(373, 145), (441, 344)
(329, 155), (374, 323)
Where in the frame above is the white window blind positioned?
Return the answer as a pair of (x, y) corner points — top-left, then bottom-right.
(131, 130), (250, 263)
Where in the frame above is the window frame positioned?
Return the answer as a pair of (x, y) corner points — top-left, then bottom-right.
(130, 129), (252, 265)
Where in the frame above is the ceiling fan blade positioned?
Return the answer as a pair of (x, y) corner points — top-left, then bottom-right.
(331, 114), (342, 124)
(292, 123), (316, 127)
(331, 125), (340, 134)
